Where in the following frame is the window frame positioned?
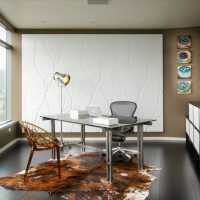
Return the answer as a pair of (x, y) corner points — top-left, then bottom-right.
(0, 24), (12, 125)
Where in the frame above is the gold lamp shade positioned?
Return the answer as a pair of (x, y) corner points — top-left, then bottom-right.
(53, 72), (70, 86)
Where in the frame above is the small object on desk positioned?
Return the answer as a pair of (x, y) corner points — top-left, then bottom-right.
(93, 117), (118, 125)
(86, 105), (102, 117)
(70, 110), (89, 119)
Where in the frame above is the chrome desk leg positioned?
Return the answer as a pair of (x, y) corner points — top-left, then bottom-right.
(106, 130), (112, 183)
(137, 124), (144, 170)
(81, 124), (86, 152)
(51, 119), (56, 159)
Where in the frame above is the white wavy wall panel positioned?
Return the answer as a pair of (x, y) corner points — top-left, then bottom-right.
(22, 34), (163, 132)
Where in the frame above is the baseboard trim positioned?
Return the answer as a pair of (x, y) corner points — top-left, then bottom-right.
(0, 137), (186, 154)
(59, 137), (186, 142)
(138, 137), (186, 142)
(17, 136), (186, 142)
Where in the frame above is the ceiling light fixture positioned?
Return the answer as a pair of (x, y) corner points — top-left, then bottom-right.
(87, 0), (109, 5)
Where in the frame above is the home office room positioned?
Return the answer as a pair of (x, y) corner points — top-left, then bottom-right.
(0, 0), (199, 200)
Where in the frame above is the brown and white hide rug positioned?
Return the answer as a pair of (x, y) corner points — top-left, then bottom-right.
(0, 152), (160, 200)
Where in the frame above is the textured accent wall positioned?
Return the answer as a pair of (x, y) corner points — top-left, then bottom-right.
(22, 34), (163, 132)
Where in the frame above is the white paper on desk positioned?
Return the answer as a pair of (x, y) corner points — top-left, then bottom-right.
(70, 110), (89, 119)
(70, 110), (89, 116)
(93, 117), (118, 125)
(70, 114), (89, 119)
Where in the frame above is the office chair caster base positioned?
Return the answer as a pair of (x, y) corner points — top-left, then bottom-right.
(113, 147), (131, 160)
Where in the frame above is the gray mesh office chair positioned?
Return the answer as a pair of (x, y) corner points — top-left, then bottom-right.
(110, 101), (137, 160)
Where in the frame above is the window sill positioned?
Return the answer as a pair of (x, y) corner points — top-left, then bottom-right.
(0, 120), (17, 131)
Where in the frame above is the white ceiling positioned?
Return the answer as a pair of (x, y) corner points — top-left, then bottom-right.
(0, 0), (200, 29)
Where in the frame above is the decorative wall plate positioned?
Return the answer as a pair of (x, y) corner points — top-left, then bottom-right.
(177, 66), (191, 79)
(177, 35), (192, 49)
(177, 80), (191, 94)
(177, 50), (192, 64)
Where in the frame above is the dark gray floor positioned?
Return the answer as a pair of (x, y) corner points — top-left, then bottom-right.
(0, 141), (199, 200)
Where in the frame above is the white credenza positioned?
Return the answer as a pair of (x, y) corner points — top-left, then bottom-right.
(186, 102), (200, 176)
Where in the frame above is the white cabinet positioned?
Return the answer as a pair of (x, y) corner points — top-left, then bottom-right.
(186, 102), (200, 176)
(186, 118), (189, 136)
(194, 129), (199, 154)
(193, 106), (200, 130)
(189, 103), (194, 123)
(189, 122), (194, 142)
(186, 102), (200, 155)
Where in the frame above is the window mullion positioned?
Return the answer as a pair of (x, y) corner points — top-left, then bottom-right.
(0, 39), (12, 49)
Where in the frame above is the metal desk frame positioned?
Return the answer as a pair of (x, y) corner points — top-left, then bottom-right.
(42, 114), (154, 183)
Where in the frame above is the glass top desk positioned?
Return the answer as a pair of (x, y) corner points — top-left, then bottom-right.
(41, 114), (155, 183)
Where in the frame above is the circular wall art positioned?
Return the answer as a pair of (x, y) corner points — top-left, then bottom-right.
(177, 81), (191, 94)
(177, 50), (192, 64)
(177, 66), (191, 79)
(177, 35), (192, 49)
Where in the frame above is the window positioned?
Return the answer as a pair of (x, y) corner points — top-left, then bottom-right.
(0, 25), (11, 124)
(0, 26), (6, 42)
(0, 46), (6, 122)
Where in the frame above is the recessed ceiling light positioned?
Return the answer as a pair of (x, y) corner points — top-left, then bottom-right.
(40, 20), (47, 24)
(87, 0), (109, 5)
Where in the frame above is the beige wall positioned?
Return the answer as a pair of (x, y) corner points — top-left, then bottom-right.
(11, 32), (22, 121)
(10, 27), (200, 138)
(160, 27), (200, 138)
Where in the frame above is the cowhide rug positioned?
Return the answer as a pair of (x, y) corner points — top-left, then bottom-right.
(0, 152), (160, 200)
